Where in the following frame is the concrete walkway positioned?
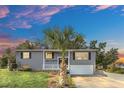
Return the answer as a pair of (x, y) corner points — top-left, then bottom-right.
(72, 71), (124, 88)
(104, 71), (124, 82)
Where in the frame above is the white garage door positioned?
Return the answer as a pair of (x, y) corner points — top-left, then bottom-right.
(70, 65), (94, 75)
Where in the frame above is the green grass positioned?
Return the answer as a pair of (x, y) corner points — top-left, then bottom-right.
(0, 69), (49, 88)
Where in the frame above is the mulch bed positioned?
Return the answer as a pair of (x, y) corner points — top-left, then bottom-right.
(48, 72), (76, 88)
(48, 72), (59, 88)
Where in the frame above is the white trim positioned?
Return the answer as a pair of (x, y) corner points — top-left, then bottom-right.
(57, 57), (59, 69)
(68, 51), (70, 70)
(16, 49), (98, 52)
(42, 50), (45, 69)
(43, 68), (59, 70)
(44, 49), (98, 52)
(57, 56), (69, 70)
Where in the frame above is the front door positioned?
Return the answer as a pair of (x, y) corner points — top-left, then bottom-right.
(59, 58), (68, 68)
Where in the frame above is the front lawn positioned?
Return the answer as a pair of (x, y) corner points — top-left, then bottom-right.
(0, 69), (49, 88)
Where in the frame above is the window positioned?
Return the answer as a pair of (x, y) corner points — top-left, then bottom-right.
(45, 52), (54, 59)
(21, 52), (31, 59)
(74, 52), (90, 60)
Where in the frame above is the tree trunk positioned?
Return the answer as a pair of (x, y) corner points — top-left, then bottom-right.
(59, 50), (67, 87)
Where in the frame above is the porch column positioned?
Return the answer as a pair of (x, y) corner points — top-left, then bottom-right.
(43, 50), (45, 70)
(68, 50), (70, 70)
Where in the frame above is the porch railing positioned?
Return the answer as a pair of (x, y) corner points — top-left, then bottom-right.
(44, 60), (59, 70)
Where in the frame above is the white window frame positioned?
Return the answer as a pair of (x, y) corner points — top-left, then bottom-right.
(57, 56), (69, 70)
(45, 52), (54, 59)
(22, 52), (30, 59)
(75, 52), (89, 60)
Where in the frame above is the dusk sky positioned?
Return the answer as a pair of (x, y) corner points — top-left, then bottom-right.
(0, 5), (124, 57)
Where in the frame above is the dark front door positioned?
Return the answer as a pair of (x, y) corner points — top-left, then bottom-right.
(59, 58), (68, 67)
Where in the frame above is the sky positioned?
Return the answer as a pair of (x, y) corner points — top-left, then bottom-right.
(0, 5), (124, 57)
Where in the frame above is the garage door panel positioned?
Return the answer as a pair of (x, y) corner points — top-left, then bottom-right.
(70, 65), (94, 75)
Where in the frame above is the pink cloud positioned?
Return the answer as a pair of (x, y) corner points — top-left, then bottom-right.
(40, 16), (51, 24)
(15, 9), (34, 18)
(41, 7), (60, 17)
(15, 6), (74, 24)
(92, 5), (118, 12)
(119, 54), (124, 58)
(9, 20), (32, 30)
(118, 49), (124, 58)
(0, 20), (32, 30)
(0, 37), (26, 48)
(0, 6), (74, 30)
(0, 6), (9, 19)
(0, 36), (26, 57)
(0, 31), (26, 56)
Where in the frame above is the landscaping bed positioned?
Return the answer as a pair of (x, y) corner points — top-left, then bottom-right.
(48, 72), (75, 88)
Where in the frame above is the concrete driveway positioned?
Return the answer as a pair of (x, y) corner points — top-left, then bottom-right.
(72, 72), (124, 88)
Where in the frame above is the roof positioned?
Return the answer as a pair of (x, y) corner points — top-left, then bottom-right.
(16, 49), (98, 52)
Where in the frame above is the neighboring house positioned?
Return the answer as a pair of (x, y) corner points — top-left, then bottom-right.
(115, 58), (124, 68)
(16, 49), (97, 75)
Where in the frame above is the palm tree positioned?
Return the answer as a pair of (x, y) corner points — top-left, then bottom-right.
(71, 34), (87, 49)
(44, 26), (85, 87)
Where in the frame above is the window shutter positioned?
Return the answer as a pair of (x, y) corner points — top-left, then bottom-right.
(73, 52), (75, 60)
(52, 52), (54, 59)
(29, 52), (31, 59)
(21, 52), (23, 59)
(89, 52), (91, 60)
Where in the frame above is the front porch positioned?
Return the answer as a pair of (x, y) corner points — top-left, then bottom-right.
(42, 50), (70, 70)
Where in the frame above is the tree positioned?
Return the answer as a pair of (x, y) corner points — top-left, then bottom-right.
(90, 41), (119, 69)
(31, 39), (49, 49)
(98, 42), (107, 51)
(44, 26), (85, 87)
(17, 40), (47, 49)
(17, 40), (33, 49)
(70, 34), (87, 49)
(3, 48), (12, 67)
(0, 55), (8, 68)
(96, 42), (107, 66)
(104, 48), (118, 68)
(0, 48), (16, 69)
(89, 40), (97, 49)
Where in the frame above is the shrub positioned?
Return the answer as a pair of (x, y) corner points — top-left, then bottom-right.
(96, 65), (103, 70)
(21, 68), (32, 71)
(107, 64), (124, 74)
(114, 68), (124, 74)
(9, 63), (18, 71)
(0, 57), (8, 68)
(65, 75), (75, 88)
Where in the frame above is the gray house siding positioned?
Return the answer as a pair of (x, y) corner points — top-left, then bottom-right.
(16, 49), (97, 74)
(70, 51), (96, 65)
(44, 51), (68, 70)
(16, 51), (43, 70)
(69, 51), (96, 75)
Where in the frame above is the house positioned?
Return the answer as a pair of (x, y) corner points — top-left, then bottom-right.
(16, 49), (97, 75)
(115, 58), (124, 68)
